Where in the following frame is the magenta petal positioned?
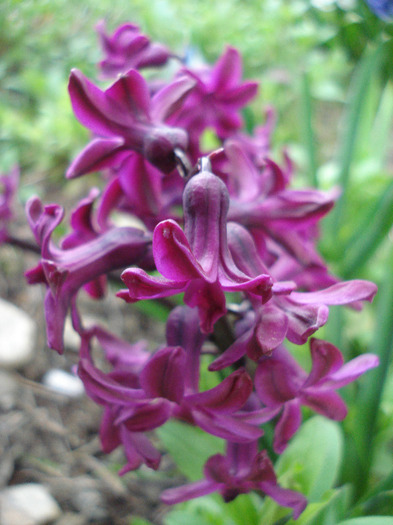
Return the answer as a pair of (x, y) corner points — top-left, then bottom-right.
(220, 82), (259, 108)
(26, 197), (64, 255)
(224, 140), (260, 201)
(211, 46), (242, 91)
(153, 220), (205, 281)
(303, 338), (344, 387)
(68, 69), (127, 135)
(66, 137), (127, 178)
(187, 369), (252, 413)
(260, 481), (307, 520)
(119, 428), (161, 473)
(273, 399), (302, 453)
(140, 346), (186, 403)
(226, 221), (269, 277)
(100, 408), (120, 453)
(291, 280), (378, 306)
(209, 333), (248, 371)
(161, 479), (217, 504)
(193, 408), (262, 442)
(120, 268), (186, 301)
(78, 358), (143, 405)
(105, 69), (151, 120)
(184, 279), (226, 333)
(301, 388), (347, 420)
(151, 75), (196, 122)
(324, 354), (379, 389)
(118, 153), (162, 216)
(255, 358), (303, 406)
(183, 171), (229, 279)
(251, 304), (289, 357)
(119, 399), (172, 431)
(278, 297), (329, 345)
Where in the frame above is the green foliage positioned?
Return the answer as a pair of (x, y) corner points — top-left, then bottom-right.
(157, 420), (224, 481)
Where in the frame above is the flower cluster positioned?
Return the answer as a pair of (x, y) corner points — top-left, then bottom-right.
(26, 21), (379, 519)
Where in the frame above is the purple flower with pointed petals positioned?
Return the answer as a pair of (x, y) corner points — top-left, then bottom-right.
(67, 68), (195, 176)
(209, 223), (376, 370)
(254, 339), (379, 453)
(96, 20), (172, 79)
(161, 440), (307, 519)
(119, 166), (273, 333)
(25, 196), (151, 353)
(77, 320), (260, 474)
(169, 46), (258, 155)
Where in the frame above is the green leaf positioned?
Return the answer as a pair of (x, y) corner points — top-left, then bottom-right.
(130, 518), (154, 525)
(336, 518), (393, 525)
(342, 179), (393, 277)
(164, 509), (214, 525)
(258, 417), (343, 524)
(348, 244), (393, 496)
(285, 489), (339, 525)
(157, 420), (224, 481)
(275, 416), (343, 501)
(328, 41), (385, 238)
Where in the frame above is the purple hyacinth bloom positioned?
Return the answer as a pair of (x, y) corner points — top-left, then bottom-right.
(169, 46), (258, 156)
(96, 20), (172, 79)
(67, 68), (195, 175)
(119, 165), (273, 333)
(209, 222), (377, 370)
(161, 440), (307, 518)
(77, 320), (260, 474)
(25, 196), (151, 353)
(223, 140), (340, 267)
(0, 166), (19, 244)
(254, 339), (379, 453)
(366, 0), (393, 19)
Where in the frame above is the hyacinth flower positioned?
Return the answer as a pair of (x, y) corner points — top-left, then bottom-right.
(169, 46), (258, 157)
(366, 0), (393, 19)
(161, 440), (307, 519)
(25, 196), (152, 353)
(88, 152), (185, 232)
(119, 163), (274, 333)
(209, 221), (377, 370)
(0, 166), (19, 244)
(221, 139), (340, 268)
(254, 339), (379, 453)
(67, 67), (195, 176)
(96, 20), (172, 79)
(78, 312), (261, 474)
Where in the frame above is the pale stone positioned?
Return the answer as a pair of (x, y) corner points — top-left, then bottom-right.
(42, 368), (85, 397)
(0, 298), (36, 368)
(0, 483), (61, 524)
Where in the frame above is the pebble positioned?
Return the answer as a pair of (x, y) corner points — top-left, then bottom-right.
(0, 298), (36, 369)
(0, 483), (61, 524)
(0, 369), (19, 410)
(42, 368), (85, 398)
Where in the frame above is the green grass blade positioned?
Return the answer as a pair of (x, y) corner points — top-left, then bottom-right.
(329, 42), (385, 236)
(300, 72), (318, 187)
(342, 179), (393, 277)
(349, 244), (393, 497)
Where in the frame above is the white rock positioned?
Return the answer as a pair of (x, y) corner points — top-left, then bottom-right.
(0, 483), (61, 524)
(0, 298), (36, 368)
(42, 368), (85, 397)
